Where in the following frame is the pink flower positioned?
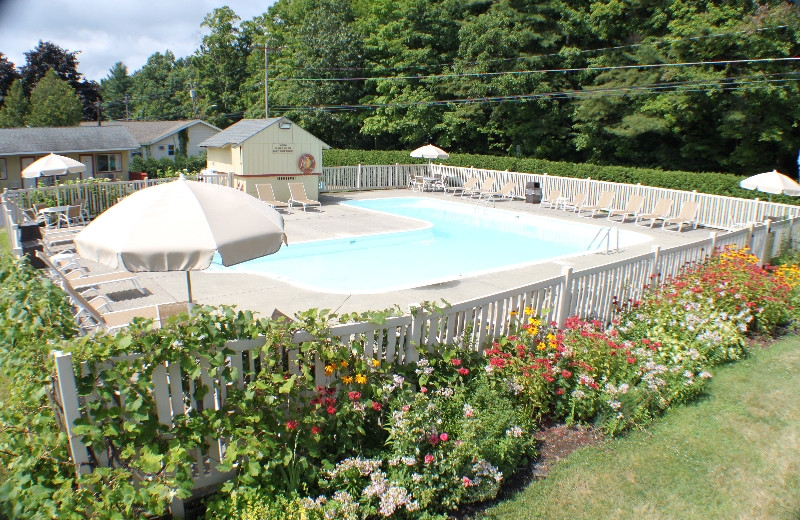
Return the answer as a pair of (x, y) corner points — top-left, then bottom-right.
(451, 358), (462, 367)
(429, 433), (440, 446)
(286, 420), (298, 431)
(462, 476), (473, 487)
(371, 401), (382, 411)
(439, 433), (449, 442)
(348, 391), (361, 401)
(424, 454), (434, 464)
(420, 386), (428, 394)
(402, 405), (410, 412)
(457, 368), (470, 376)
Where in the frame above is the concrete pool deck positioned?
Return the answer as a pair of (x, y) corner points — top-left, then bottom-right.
(95, 189), (716, 319)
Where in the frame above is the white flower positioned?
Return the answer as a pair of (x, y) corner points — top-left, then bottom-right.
(506, 426), (524, 438)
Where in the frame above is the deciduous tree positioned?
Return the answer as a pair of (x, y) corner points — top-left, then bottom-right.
(25, 69), (82, 126)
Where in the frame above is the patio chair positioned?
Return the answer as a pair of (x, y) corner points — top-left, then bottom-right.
(36, 251), (145, 296)
(577, 191), (615, 217)
(634, 198), (673, 228)
(410, 175), (426, 191)
(479, 181), (516, 203)
(256, 184), (290, 212)
(443, 176), (479, 196)
(465, 178), (495, 198)
(427, 173), (447, 191)
(662, 200), (699, 232)
(22, 202), (49, 224)
(73, 198), (91, 221)
(288, 183), (322, 212)
(606, 194), (645, 222)
(57, 205), (86, 228)
(561, 193), (587, 213)
(539, 189), (563, 209)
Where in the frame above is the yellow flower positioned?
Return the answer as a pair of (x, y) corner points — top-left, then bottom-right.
(342, 376), (354, 385)
(355, 374), (367, 385)
(537, 342), (546, 351)
(340, 360), (349, 368)
(524, 307), (532, 316)
(372, 359), (381, 367)
(509, 310), (519, 317)
(324, 365), (335, 376)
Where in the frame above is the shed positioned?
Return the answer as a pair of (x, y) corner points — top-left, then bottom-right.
(85, 120), (221, 160)
(199, 117), (330, 201)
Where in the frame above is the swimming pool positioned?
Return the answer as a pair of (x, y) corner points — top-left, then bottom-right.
(212, 197), (651, 294)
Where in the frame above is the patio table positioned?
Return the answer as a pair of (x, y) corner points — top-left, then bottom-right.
(39, 206), (70, 228)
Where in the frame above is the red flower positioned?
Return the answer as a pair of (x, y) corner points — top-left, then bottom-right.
(462, 476), (473, 487)
(561, 369), (572, 378)
(311, 426), (322, 435)
(371, 401), (382, 411)
(348, 391), (361, 401)
(424, 454), (434, 464)
(326, 387), (336, 395)
(451, 358), (462, 366)
(420, 386), (428, 394)
(626, 356), (636, 364)
(310, 397), (322, 405)
(327, 406), (337, 415)
(556, 388), (565, 395)
(458, 368), (470, 376)
(439, 432), (449, 442)
(429, 433), (440, 446)
(286, 420), (298, 431)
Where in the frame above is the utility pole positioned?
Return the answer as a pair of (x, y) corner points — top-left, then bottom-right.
(264, 30), (269, 119)
(96, 100), (101, 126)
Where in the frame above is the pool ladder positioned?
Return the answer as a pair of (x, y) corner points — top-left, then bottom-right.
(588, 226), (620, 254)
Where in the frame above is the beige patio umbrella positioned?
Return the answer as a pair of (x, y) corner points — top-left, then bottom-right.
(739, 169), (800, 198)
(410, 144), (449, 160)
(74, 175), (287, 303)
(21, 153), (86, 179)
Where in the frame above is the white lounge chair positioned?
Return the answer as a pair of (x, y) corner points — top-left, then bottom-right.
(288, 183), (322, 212)
(634, 198), (673, 228)
(444, 177), (479, 196)
(464, 178), (495, 198)
(256, 184), (290, 212)
(606, 194), (645, 222)
(540, 189), (563, 209)
(662, 201), (699, 232)
(578, 191), (615, 217)
(479, 181), (516, 202)
(561, 193), (587, 212)
(37, 250), (145, 295)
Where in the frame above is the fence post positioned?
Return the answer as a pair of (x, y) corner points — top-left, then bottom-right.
(406, 304), (424, 362)
(52, 350), (92, 476)
(556, 266), (573, 328)
(745, 223), (754, 250)
(758, 220), (772, 266)
(357, 164), (362, 190)
(648, 245), (660, 289)
(708, 231), (717, 256)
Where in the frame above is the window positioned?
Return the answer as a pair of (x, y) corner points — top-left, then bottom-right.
(0, 158), (6, 180)
(168, 145), (175, 156)
(96, 154), (122, 173)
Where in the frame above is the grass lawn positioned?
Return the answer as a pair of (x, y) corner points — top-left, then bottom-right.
(487, 336), (800, 520)
(0, 229), (8, 256)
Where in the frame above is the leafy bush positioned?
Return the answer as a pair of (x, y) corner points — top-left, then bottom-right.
(130, 153), (207, 178)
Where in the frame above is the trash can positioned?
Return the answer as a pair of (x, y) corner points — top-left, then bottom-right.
(525, 181), (542, 203)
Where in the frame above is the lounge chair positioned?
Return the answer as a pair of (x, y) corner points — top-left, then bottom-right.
(561, 193), (587, 212)
(540, 189), (563, 209)
(634, 198), (673, 228)
(577, 191), (615, 217)
(256, 184), (290, 212)
(662, 201), (699, 232)
(606, 194), (645, 222)
(464, 178), (495, 198)
(288, 183), (322, 212)
(58, 205), (86, 228)
(479, 181), (516, 202)
(444, 177), (479, 196)
(37, 251), (145, 295)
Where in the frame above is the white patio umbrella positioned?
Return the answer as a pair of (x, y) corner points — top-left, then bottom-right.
(739, 169), (800, 197)
(410, 144), (449, 160)
(21, 153), (86, 179)
(74, 175), (287, 303)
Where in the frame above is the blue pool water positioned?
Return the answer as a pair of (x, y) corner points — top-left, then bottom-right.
(212, 197), (650, 294)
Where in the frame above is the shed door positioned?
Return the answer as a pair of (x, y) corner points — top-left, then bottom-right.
(79, 155), (94, 179)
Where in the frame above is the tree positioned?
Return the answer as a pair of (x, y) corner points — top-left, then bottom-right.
(0, 53), (20, 110)
(25, 69), (82, 126)
(100, 62), (133, 120)
(20, 40), (101, 120)
(0, 79), (28, 127)
(129, 51), (192, 120)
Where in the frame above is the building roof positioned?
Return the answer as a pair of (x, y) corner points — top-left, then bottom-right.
(80, 119), (221, 146)
(0, 126), (140, 156)
(198, 118), (331, 149)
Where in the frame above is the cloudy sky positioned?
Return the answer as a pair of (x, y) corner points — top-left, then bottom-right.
(0, 0), (277, 82)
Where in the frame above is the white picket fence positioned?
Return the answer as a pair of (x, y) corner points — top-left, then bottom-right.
(49, 212), (800, 517)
